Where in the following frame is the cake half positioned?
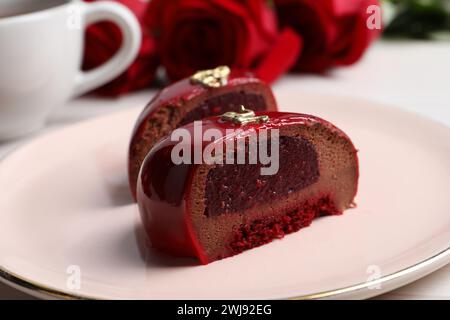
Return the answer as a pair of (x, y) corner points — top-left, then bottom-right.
(128, 66), (277, 199)
(137, 111), (359, 264)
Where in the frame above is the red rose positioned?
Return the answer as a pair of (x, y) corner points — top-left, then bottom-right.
(146, 0), (301, 83)
(82, 0), (159, 96)
(274, 0), (381, 73)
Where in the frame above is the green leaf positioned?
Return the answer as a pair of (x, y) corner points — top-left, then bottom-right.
(382, 0), (450, 39)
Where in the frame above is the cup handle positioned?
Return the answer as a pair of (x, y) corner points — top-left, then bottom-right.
(73, 1), (141, 97)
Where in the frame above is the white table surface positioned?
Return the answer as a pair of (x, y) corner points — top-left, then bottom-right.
(0, 41), (449, 300)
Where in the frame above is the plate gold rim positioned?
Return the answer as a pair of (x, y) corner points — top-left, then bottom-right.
(0, 248), (448, 300)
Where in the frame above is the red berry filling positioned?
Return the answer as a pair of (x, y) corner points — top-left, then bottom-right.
(204, 136), (320, 216)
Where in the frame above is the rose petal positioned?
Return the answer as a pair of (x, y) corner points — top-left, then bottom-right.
(255, 27), (303, 83)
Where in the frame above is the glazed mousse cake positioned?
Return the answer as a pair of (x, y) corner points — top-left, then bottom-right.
(137, 109), (359, 264)
(128, 66), (277, 198)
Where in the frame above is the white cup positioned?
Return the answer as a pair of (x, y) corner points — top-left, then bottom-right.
(0, 0), (141, 140)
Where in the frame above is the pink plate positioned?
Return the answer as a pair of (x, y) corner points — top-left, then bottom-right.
(0, 93), (449, 299)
